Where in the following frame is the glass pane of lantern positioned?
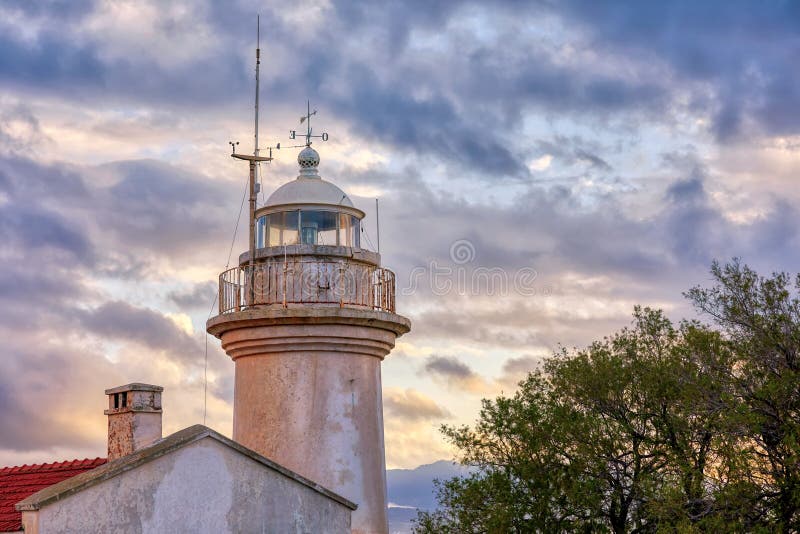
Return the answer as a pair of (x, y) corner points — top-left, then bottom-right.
(301, 224), (317, 245)
(283, 211), (299, 245)
(300, 210), (338, 246)
(352, 216), (361, 248)
(267, 213), (281, 246)
(256, 216), (267, 248)
(339, 213), (351, 247)
(318, 211), (338, 246)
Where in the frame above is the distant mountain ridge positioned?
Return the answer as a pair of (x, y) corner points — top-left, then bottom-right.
(386, 460), (474, 533)
(387, 459), (473, 510)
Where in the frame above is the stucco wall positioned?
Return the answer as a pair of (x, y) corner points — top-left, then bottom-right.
(234, 350), (387, 533)
(26, 438), (351, 533)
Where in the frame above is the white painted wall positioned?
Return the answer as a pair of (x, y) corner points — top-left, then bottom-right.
(24, 438), (351, 534)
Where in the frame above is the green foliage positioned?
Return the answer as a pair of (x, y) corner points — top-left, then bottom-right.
(414, 261), (800, 534)
(687, 259), (800, 532)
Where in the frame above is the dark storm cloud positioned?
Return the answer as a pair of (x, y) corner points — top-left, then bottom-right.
(76, 301), (202, 361)
(0, 158), (98, 330)
(3, 0), (800, 165)
(310, 0), (800, 160)
(5, 0), (795, 181)
(1, 156), (228, 278)
(332, 1), (472, 53)
(459, 46), (667, 116)
(369, 151), (800, 350)
(0, 5), (249, 106)
(322, 25), (666, 176)
(0, 33), (104, 93)
(0, 205), (93, 264)
(0, 155), (234, 266)
(574, 149), (612, 171)
(0, 152), (230, 455)
(0, 0), (666, 177)
(0, 156), (89, 203)
(0, 266), (83, 312)
(2, 0), (95, 20)
(94, 159), (233, 259)
(552, 0), (800, 140)
(331, 66), (523, 176)
(0, 153), (230, 450)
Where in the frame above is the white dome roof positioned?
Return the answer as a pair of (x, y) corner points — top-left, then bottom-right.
(265, 177), (355, 208)
(263, 145), (359, 212)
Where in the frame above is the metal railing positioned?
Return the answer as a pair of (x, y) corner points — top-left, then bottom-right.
(218, 260), (396, 314)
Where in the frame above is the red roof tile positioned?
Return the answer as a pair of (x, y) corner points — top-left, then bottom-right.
(0, 458), (106, 532)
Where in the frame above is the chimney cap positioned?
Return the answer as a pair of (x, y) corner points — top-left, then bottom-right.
(104, 383), (164, 395)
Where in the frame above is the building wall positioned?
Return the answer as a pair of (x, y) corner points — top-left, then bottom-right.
(211, 310), (407, 534)
(107, 411), (162, 460)
(23, 438), (351, 534)
(234, 349), (388, 533)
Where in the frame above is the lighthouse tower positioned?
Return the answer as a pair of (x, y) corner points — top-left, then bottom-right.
(207, 142), (410, 533)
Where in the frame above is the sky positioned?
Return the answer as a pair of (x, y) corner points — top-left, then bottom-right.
(0, 0), (799, 470)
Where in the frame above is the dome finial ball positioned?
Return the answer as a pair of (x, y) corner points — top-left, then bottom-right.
(298, 145), (320, 169)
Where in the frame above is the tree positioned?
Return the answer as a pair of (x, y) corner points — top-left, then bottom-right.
(545, 308), (744, 531)
(415, 373), (600, 533)
(415, 263), (800, 532)
(416, 306), (747, 533)
(687, 260), (800, 532)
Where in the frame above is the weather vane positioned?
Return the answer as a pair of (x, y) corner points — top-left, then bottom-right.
(289, 100), (329, 146)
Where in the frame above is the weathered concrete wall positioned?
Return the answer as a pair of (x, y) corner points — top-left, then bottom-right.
(105, 384), (163, 461)
(106, 411), (162, 461)
(234, 351), (386, 534)
(25, 438), (351, 534)
(208, 308), (410, 534)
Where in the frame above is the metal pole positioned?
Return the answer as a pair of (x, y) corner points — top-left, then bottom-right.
(375, 198), (380, 254)
(254, 16), (260, 157)
(249, 16), (260, 307)
(248, 160), (256, 306)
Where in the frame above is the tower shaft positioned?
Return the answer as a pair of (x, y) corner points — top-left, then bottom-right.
(208, 308), (408, 534)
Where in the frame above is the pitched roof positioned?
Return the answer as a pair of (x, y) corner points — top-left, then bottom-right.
(16, 425), (356, 513)
(0, 458), (106, 532)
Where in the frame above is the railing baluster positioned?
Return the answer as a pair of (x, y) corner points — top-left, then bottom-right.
(216, 261), (395, 314)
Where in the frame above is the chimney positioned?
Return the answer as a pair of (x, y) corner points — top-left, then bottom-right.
(104, 383), (163, 461)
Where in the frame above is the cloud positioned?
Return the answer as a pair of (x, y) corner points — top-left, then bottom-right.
(2, 0), (800, 472)
(551, 1), (800, 140)
(424, 356), (474, 379)
(0, 152), (234, 464)
(76, 301), (202, 363)
(498, 356), (541, 388)
(0, 338), (122, 451)
(91, 159), (234, 260)
(169, 281), (217, 310)
(384, 388), (452, 422)
(422, 356), (495, 394)
(0, 0), (673, 178)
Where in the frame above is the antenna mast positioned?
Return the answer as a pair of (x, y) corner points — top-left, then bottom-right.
(254, 15), (260, 157)
(230, 15), (273, 306)
(376, 198), (381, 254)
